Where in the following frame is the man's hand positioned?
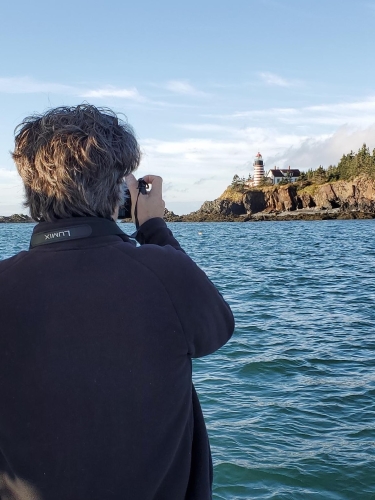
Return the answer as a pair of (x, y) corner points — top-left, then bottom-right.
(125, 173), (165, 227)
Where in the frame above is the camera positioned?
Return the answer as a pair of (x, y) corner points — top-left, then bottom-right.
(118, 178), (148, 219)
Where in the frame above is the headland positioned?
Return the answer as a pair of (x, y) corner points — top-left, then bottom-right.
(161, 175), (375, 222)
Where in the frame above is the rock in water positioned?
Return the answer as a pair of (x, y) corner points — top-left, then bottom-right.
(0, 214), (33, 223)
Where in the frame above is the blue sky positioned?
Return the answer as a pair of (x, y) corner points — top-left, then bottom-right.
(1, 0), (375, 215)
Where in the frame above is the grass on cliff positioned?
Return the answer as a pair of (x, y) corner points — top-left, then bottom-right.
(220, 184), (291, 201)
(295, 183), (320, 196)
(219, 187), (246, 203)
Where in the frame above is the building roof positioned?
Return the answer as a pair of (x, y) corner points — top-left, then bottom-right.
(268, 169), (284, 177)
(267, 168), (301, 178)
(280, 169), (301, 176)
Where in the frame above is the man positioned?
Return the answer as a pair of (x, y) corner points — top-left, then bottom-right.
(0, 105), (234, 500)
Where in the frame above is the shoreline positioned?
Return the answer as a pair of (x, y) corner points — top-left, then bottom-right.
(1, 208), (375, 224)
(161, 207), (375, 222)
(123, 207), (375, 223)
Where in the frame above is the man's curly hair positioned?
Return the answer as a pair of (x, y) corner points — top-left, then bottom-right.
(12, 104), (141, 221)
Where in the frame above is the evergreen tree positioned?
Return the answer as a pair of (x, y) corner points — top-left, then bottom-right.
(326, 165), (340, 182)
(337, 145), (375, 180)
(306, 168), (315, 181)
(313, 165), (327, 183)
(357, 144), (372, 177)
(231, 174), (240, 188)
(337, 151), (354, 180)
(231, 174), (247, 191)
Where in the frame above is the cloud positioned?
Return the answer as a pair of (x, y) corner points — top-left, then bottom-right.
(306, 97), (375, 113)
(0, 75), (206, 109)
(204, 107), (301, 123)
(229, 107), (299, 119)
(165, 80), (206, 96)
(138, 137), (250, 202)
(210, 95), (375, 130)
(0, 76), (146, 103)
(0, 76), (74, 94)
(82, 86), (145, 101)
(288, 96), (375, 127)
(193, 176), (217, 185)
(161, 182), (174, 193)
(140, 129), (316, 175)
(142, 138), (248, 159)
(176, 123), (234, 133)
(258, 72), (298, 87)
(268, 124), (375, 170)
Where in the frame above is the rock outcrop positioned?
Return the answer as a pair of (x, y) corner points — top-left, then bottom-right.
(0, 214), (33, 223)
(242, 190), (267, 213)
(311, 177), (375, 212)
(198, 199), (246, 217)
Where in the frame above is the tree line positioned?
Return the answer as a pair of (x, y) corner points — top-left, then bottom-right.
(300, 144), (375, 183)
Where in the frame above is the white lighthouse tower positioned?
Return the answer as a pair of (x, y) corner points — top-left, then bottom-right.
(253, 152), (265, 186)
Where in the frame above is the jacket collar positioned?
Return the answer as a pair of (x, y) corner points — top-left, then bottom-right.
(30, 216), (133, 249)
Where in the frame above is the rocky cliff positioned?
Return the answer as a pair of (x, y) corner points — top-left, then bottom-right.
(243, 176), (375, 214)
(175, 176), (375, 222)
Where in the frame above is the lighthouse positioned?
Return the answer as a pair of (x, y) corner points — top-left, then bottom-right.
(253, 152), (265, 186)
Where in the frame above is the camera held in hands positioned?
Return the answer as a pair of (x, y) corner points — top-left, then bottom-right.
(118, 178), (148, 219)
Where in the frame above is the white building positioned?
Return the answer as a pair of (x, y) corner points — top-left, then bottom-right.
(266, 167), (301, 185)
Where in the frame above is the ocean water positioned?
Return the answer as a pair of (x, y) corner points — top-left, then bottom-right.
(1, 220), (375, 500)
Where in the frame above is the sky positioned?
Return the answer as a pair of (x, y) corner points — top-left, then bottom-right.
(1, 0), (375, 215)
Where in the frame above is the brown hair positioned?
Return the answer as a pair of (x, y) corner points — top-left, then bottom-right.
(12, 104), (141, 222)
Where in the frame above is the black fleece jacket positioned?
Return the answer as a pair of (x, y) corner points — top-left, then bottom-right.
(0, 217), (234, 500)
